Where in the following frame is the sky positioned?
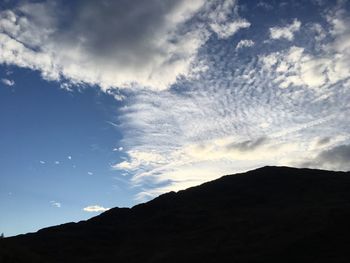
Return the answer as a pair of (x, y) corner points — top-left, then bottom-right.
(0, 0), (350, 236)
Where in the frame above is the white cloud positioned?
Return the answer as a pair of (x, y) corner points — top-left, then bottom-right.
(260, 46), (325, 88)
(39, 160), (45, 164)
(113, 55), (349, 201)
(236, 39), (255, 50)
(208, 0), (250, 39)
(210, 19), (250, 39)
(0, 0), (250, 91)
(113, 147), (123, 152)
(50, 201), (61, 208)
(1, 78), (15, 87)
(112, 4), (350, 200)
(260, 9), (350, 90)
(83, 205), (110, 213)
(311, 23), (326, 42)
(270, 19), (301, 41)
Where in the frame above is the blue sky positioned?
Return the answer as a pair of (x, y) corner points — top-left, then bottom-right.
(0, 66), (138, 236)
(1, 0), (350, 236)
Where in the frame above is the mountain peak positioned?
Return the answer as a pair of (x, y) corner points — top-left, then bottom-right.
(1, 166), (350, 263)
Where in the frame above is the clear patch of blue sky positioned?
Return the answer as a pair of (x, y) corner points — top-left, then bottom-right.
(0, 66), (138, 236)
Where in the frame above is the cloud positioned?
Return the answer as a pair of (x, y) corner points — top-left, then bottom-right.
(257, 1), (273, 10)
(114, 59), (349, 201)
(113, 146), (124, 152)
(209, 4), (250, 39)
(260, 8), (350, 89)
(236, 39), (254, 50)
(301, 144), (350, 171)
(1, 78), (15, 87)
(83, 205), (110, 213)
(269, 19), (301, 41)
(50, 201), (61, 208)
(260, 2), (350, 90)
(113, 3), (350, 200)
(226, 137), (268, 152)
(210, 19), (250, 39)
(2, 1), (349, 203)
(207, 0), (250, 39)
(260, 46), (327, 88)
(316, 137), (331, 146)
(0, 0), (250, 91)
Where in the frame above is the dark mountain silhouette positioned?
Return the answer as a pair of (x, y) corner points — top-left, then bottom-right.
(1, 166), (350, 262)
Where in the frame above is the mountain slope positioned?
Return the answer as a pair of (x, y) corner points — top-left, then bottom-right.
(1, 166), (350, 262)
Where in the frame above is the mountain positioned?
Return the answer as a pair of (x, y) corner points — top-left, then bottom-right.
(1, 166), (350, 262)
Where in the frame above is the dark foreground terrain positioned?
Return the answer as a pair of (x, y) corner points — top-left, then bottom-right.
(1, 166), (350, 262)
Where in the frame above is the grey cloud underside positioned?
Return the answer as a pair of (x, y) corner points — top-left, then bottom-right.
(301, 144), (350, 171)
(316, 137), (331, 146)
(66, 0), (189, 65)
(0, 0), (250, 90)
(226, 137), (268, 152)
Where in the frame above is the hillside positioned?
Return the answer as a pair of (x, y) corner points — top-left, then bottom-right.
(1, 166), (350, 262)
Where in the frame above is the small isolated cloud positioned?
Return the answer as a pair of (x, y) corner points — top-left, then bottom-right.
(270, 19), (301, 41)
(54, 161), (60, 165)
(83, 205), (110, 213)
(60, 83), (73, 92)
(39, 160), (45, 164)
(67, 156), (72, 160)
(1, 78), (15, 87)
(113, 147), (123, 152)
(87, 172), (93, 176)
(50, 201), (61, 208)
(236, 39), (255, 50)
